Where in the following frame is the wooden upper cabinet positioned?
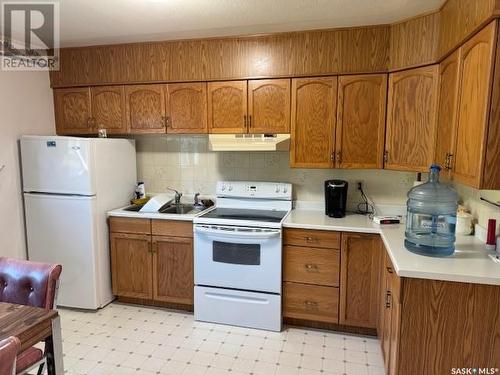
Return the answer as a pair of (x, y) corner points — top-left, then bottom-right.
(339, 233), (382, 329)
(453, 21), (497, 188)
(435, 49), (460, 176)
(125, 84), (166, 133)
(336, 74), (387, 169)
(165, 82), (207, 134)
(385, 65), (439, 172)
(110, 233), (153, 299)
(90, 86), (126, 134)
(247, 79), (290, 134)
(152, 236), (193, 305)
(290, 77), (337, 168)
(54, 87), (92, 134)
(208, 81), (247, 133)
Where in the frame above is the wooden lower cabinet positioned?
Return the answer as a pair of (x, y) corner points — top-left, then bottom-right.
(152, 236), (193, 305)
(339, 233), (382, 329)
(109, 217), (194, 309)
(110, 232), (153, 299)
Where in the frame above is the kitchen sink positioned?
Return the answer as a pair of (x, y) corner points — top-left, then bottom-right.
(158, 203), (205, 215)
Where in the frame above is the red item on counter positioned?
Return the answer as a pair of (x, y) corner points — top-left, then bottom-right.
(486, 219), (497, 247)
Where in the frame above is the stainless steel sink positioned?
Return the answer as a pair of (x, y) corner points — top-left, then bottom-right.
(158, 203), (205, 215)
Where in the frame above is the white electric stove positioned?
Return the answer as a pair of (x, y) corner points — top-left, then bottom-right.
(193, 181), (292, 331)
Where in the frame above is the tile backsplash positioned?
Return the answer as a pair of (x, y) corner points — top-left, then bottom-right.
(136, 136), (417, 210)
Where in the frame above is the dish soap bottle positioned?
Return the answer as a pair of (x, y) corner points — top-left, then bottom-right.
(405, 164), (459, 256)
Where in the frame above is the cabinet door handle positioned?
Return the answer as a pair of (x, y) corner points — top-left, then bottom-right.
(330, 152), (335, 163)
(304, 264), (319, 271)
(244, 115), (247, 128)
(386, 266), (393, 274)
(385, 291), (392, 309)
(336, 151), (342, 164)
(166, 116), (171, 128)
(383, 150), (389, 163)
(248, 115), (252, 128)
(447, 153), (454, 170)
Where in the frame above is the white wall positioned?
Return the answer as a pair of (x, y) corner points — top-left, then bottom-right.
(0, 70), (55, 259)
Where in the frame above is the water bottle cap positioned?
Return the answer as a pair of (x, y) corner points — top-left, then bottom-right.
(430, 164), (441, 172)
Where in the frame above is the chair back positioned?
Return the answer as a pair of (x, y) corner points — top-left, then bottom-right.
(0, 336), (20, 375)
(0, 257), (62, 309)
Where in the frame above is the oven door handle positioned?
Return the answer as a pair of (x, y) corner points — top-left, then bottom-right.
(204, 292), (270, 305)
(194, 225), (281, 239)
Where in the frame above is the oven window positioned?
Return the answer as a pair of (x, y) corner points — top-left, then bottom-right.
(212, 241), (261, 265)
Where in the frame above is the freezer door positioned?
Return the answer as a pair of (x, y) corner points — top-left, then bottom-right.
(21, 136), (95, 195)
(24, 193), (101, 309)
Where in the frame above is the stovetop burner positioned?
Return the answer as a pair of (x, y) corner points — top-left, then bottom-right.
(199, 208), (288, 223)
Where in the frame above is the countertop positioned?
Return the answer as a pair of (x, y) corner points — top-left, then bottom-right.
(107, 205), (213, 221)
(108, 205), (500, 286)
(283, 209), (500, 286)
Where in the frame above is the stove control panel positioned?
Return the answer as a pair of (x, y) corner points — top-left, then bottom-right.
(217, 181), (292, 200)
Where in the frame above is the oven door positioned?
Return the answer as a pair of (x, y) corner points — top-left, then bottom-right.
(194, 224), (282, 293)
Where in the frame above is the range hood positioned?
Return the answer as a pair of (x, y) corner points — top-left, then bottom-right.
(208, 134), (290, 152)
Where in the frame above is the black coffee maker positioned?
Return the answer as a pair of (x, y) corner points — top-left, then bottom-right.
(325, 180), (348, 218)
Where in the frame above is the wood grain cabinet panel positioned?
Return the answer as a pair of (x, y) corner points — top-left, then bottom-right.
(290, 77), (337, 168)
(151, 220), (193, 238)
(125, 84), (166, 133)
(208, 81), (247, 133)
(109, 217), (151, 235)
(110, 233), (153, 299)
(247, 79), (291, 134)
(283, 228), (341, 249)
(283, 282), (339, 323)
(339, 233), (382, 329)
(90, 86), (126, 134)
(434, 49), (460, 176)
(385, 65), (439, 172)
(452, 21), (496, 188)
(165, 82), (207, 134)
(283, 245), (340, 286)
(152, 236), (193, 305)
(336, 74), (387, 169)
(54, 87), (92, 135)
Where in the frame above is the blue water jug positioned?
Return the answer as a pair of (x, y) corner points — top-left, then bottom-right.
(405, 164), (459, 256)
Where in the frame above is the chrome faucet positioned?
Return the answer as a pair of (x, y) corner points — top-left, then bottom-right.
(194, 193), (202, 207)
(166, 187), (182, 204)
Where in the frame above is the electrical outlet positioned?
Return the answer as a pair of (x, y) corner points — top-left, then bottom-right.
(356, 180), (364, 191)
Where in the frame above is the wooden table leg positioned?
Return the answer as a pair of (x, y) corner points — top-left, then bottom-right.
(45, 316), (64, 375)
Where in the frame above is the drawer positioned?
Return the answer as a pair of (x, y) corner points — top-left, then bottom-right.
(283, 246), (340, 286)
(152, 220), (193, 238)
(283, 282), (339, 323)
(284, 228), (340, 249)
(194, 286), (281, 331)
(109, 217), (151, 234)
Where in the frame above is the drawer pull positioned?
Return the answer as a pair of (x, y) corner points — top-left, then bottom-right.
(305, 236), (317, 243)
(385, 291), (392, 309)
(304, 300), (318, 309)
(304, 264), (319, 271)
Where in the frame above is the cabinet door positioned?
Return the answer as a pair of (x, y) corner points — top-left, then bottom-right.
(385, 65), (439, 172)
(388, 269), (401, 375)
(91, 86), (126, 134)
(166, 82), (207, 134)
(290, 77), (337, 168)
(453, 21), (497, 188)
(152, 236), (193, 305)
(207, 81), (247, 133)
(336, 74), (387, 169)
(54, 87), (92, 135)
(125, 84), (166, 133)
(248, 79), (290, 134)
(435, 50), (460, 175)
(339, 233), (382, 329)
(110, 233), (153, 299)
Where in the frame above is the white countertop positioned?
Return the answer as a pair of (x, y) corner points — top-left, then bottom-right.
(107, 205), (213, 221)
(283, 209), (500, 286)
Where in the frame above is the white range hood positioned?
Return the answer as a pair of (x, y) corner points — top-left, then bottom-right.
(208, 134), (290, 152)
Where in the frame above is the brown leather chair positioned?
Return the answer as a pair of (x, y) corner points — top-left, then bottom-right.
(0, 257), (62, 375)
(0, 337), (20, 375)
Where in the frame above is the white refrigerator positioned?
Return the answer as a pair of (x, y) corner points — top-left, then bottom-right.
(21, 136), (137, 309)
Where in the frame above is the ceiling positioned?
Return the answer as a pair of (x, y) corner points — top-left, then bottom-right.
(59, 0), (446, 48)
